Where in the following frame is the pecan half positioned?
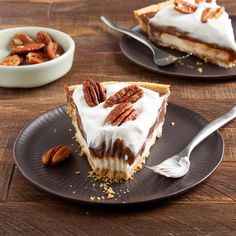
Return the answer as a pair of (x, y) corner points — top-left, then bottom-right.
(83, 79), (107, 107)
(195, 0), (212, 3)
(12, 43), (45, 54)
(104, 102), (139, 126)
(174, 0), (197, 14)
(41, 145), (72, 166)
(201, 6), (225, 23)
(47, 41), (64, 59)
(103, 85), (143, 108)
(211, 6), (225, 19)
(36, 31), (53, 45)
(201, 7), (212, 23)
(26, 52), (49, 64)
(11, 33), (35, 47)
(0, 54), (23, 66)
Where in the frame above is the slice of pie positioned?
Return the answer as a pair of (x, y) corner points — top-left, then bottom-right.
(134, 0), (236, 68)
(65, 80), (170, 180)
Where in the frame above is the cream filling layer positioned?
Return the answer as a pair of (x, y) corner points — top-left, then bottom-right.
(149, 0), (236, 51)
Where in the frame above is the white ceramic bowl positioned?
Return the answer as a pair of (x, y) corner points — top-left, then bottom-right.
(0, 27), (75, 88)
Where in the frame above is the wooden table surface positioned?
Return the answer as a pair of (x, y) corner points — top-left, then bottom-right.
(0, 0), (235, 235)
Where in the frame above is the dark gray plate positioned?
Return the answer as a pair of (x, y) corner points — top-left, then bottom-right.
(13, 104), (224, 205)
(120, 16), (236, 79)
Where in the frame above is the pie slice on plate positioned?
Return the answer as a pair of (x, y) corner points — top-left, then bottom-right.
(134, 0), (236, 68)
(65, 80), (170, 180)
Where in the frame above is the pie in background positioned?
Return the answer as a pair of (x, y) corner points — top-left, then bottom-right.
(134, 0), (236, 68)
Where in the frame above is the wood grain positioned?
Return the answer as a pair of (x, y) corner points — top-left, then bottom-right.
(0, 202), (235, 235)
(6, 162), (236, 203)
(0, 0), (235, 235)
(0, 164), (14, 201)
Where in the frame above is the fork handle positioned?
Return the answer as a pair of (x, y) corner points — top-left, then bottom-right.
(186, 105), (236, 155)
(101, 16), (157, 54)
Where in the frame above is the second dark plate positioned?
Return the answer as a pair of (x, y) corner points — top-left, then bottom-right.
(13, 104), (224, 205)
(120, 16), (236, 79)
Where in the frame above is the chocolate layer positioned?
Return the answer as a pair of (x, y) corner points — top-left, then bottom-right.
(65, 86), (87, 140)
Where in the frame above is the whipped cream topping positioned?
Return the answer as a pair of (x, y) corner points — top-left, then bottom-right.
(72, 83), (166, 158)
(149, 0), (236, 51)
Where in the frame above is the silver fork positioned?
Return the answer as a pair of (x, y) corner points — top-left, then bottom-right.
(145, 105), (236, 178)
(101, 16), (192, 66)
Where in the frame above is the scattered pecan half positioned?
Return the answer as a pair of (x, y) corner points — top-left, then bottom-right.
(174, 0), (197, 14)
(103, 85), (143, 108)
(41, 144), (72, 166)
(26, 52), (49, 64)
(104, 102), (139, 126)
(0, 54), (23, 66)
(36, 31), (53, 45)
(83, 79), (107, 107)
(12, 43), (45, 54)
(201, 6), (225, 23)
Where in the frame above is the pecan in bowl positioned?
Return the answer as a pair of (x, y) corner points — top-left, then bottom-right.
(0, 26), (75, 88)
(2, 31), (64, 66)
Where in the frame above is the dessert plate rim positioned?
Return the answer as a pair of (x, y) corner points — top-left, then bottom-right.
(120, 16), (236, 80)
(13, 103), (224, 205)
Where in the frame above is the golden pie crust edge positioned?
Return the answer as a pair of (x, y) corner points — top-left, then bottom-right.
(134, 0), (174, 33)
(67, 81), (170, 95)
